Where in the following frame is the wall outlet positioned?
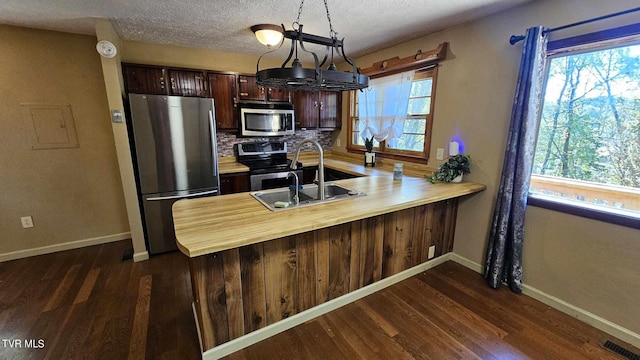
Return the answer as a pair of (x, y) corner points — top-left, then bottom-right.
(428, 245), (435, 259)
(436, 148), (444, 160)
(336, 138), (341, 147)
(21, 216), (34, 228)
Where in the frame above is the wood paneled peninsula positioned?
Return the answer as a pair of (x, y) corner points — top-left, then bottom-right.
(173, 163), (485, 352)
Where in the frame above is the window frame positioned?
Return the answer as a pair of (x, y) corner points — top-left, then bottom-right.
(346, 68), (438, 163)
(527, 24), (640, 229)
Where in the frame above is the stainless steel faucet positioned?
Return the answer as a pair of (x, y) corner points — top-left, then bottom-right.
(287, 171), (299, 205)
(291, 139), (325, 200)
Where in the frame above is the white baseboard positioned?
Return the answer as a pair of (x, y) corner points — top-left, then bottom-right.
(201, 253), (453, 360)
(449, 252), (483, 273)
(449, 253), (640, 349)
(133, 251), (149, 262)
(0, 232), (132, 263)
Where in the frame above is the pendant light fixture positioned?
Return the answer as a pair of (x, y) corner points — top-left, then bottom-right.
(253, 0), (368, 92)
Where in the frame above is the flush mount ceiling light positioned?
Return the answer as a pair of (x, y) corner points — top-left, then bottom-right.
(253, 0), (368, 92)
(251, 24), (285, 47)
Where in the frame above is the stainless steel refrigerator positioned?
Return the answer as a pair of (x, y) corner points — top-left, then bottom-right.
(128, 94), (219, 254)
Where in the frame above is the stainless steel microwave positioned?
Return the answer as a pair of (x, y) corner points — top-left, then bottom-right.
(239, 103), (295, 137)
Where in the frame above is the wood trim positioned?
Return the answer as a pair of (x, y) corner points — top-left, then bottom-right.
(360, 42), (448, 78)
(548, 23), (640, 53)
(190, 201), (459, 351)
(346, 68), (437, 163)
(527, 195), (640, 230)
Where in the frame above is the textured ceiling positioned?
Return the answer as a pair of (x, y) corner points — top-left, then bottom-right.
(0, 0), (532, 58)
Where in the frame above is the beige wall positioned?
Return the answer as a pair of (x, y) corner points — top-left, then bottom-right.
(122, 40), (284, 73)
(0, 25), (129, 255)
(334, 0), (640, 337)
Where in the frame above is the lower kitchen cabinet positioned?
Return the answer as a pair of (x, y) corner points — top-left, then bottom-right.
(302, 166), (318, 184)
(220, 173), (249, 195)
(303, 166), (359, 183)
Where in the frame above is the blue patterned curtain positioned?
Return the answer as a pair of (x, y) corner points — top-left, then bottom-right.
(484, 26), (548, 293)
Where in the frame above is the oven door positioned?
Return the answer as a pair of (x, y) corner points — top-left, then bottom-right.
(250, 170), (303, 191)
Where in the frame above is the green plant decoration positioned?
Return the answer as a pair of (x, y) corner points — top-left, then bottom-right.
(426, 154), (471, 183)
(364, 136), (375, 153)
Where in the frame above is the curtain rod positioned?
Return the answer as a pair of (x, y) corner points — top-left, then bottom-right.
(509, 6), (640, 45)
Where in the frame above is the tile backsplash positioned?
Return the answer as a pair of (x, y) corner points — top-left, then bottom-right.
(217, 130), (333, 157)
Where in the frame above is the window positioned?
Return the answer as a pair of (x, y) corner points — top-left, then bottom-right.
(348, 69), (437, 162)
(530, 32), (640, 228)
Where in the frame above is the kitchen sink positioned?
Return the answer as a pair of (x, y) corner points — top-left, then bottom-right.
(251, 183), (366, 211)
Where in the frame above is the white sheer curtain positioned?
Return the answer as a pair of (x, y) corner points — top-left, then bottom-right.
(358, 70), (415, 142)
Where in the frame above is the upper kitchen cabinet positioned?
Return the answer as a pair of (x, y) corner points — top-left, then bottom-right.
(293, 91), (341, 130)
(293, 90), (318, 129)
(238, 75), (291, 102)
(319, 91), (341, 129)
(168, 69), (208, 97)
(238, 75), (264, 101)
(267, 87), (291, 102)
(208, 72), (238, 131)
(122, 64), (168, 95)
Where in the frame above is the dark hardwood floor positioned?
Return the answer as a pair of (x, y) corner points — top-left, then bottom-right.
(0, 240), (200, 360)
(227, 261), (638, 360)
(1, 240), (637, 359)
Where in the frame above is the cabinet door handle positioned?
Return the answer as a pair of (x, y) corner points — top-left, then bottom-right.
(314, 101), (318, 108)
(240, 92), (249, 96)
(239, 78), (248, 83)
(233, 97), (237, 107)
(160, 78), (165, 89)
(320, 101), (324, 110)
(171, 77), (176, 90)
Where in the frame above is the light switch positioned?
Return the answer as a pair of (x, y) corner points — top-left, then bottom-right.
(436, 148), (444, 160)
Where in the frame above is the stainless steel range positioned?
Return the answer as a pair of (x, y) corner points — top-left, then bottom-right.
(236, 141), (303, 191)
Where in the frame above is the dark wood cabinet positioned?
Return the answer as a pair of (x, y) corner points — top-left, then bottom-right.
(293, 90), (319, 129)
(208, 73), (238, 131)
(168, 69), (208, 97)
(220, 173), (250, 195)
(238, 75), (265, 101)
(293, 91), (341, 130)
(303, 166), (358, 184)
(302, 166), (318, 184)
(238, 75), (291, 102)
(122, 64), (167, 95)
(266, 87), (291, 102)
(319, 91), (341, 129)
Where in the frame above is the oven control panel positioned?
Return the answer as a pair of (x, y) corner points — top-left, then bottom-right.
(238, 141), (287, 156)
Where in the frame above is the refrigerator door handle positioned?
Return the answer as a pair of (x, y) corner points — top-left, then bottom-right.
(208, 109), (219, 178)
(146, 189), (218, 201)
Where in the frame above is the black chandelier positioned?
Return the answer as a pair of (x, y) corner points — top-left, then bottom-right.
(253, 0), (369, 92)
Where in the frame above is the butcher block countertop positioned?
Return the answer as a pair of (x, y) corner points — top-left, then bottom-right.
(218, 156), (249, 174)
(173, 172), (485, 257)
